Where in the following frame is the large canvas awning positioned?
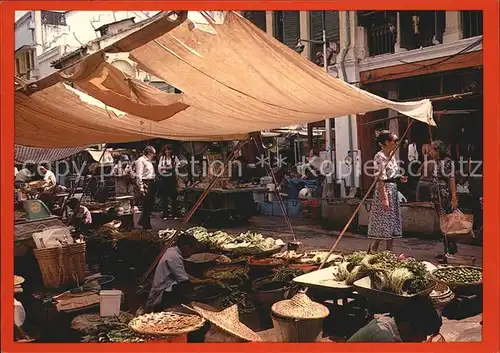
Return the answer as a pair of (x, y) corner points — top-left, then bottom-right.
(16, 11), (435, 148)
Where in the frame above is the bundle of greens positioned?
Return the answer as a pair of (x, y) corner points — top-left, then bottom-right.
(186, 227), (285, 255)
(334, 252), (429, 295)
(360, 251), (398, 271)
(220, 286), (256, 315)
(394, 258), (429, 294)
(367, 257), (429, 295)
(334, 251), (368, 285)
(80, 317), (146, 343)
(271, 267), (306, 282)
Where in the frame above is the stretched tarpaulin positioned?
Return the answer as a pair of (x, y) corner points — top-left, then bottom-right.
(20, 11), (188, 95)
(15, 11), (435, 148)
(14, 145), (87, 164)
(53, 53), (189, 122)
(15, 83), (244, 148)
(125, 11), (435, 135)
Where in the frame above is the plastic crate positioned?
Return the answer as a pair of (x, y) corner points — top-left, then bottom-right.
(286, 179), (319, 199)
(258, 199), (301, 217)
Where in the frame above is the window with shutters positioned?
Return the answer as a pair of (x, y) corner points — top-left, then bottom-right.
(40, 11), (67, 26)
(309, 11), (340, 62)
(241, 11), (266, 32)
(461, 11), (483, 38)
(273, 11), (300, 49)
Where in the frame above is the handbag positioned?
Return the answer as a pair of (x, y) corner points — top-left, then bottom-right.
(439, 209), (473, 236)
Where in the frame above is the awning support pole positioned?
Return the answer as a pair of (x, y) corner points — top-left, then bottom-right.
(66, 147), (108, 225)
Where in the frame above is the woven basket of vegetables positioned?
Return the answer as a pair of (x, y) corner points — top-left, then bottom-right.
(430, 266), (482, 295)
(203, 265), (249, 287)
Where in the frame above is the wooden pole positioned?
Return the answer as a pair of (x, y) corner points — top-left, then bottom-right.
(304, 119), (415, 293)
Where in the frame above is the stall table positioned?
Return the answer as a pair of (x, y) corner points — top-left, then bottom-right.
(184, 187), (267, 227)
(293, 267), (372, 338)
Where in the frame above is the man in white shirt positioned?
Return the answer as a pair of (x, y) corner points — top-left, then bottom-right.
(112, 155), (134, 197)
(136, 146), (158, 229)
(39, 164), (57, 187)
(15, 165), (34, 183)
(158, 145), (181, 220)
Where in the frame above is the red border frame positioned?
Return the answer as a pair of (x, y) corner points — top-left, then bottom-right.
(2, 1), (499, 352)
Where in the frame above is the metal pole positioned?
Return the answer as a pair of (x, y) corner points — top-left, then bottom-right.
(322, 11), (334, 198)
(69, 147), (108, 225)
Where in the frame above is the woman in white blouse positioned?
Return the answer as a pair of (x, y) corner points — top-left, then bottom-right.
(368, 130), (407, 253)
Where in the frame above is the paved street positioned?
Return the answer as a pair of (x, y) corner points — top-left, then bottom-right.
(139, 213), (483, 266)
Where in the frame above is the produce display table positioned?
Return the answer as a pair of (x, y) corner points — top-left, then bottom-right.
(293, 267), (354, 299)
(184, 187), (267, 227)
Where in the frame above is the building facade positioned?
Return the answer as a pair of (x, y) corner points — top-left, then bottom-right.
(351, 11), (483, 196)
(243, 10), (482, 197)
(14, 11), (157, 80)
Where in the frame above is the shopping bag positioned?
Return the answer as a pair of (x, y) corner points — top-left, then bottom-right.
(439, 209), (473, 236)
(32, 225), (74, 249)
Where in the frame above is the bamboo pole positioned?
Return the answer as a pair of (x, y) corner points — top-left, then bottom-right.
(304, 120), (415, 293)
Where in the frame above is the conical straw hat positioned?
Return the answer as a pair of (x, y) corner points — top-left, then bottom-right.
(191, 302), (262, 342)
(271, 291), (329, 320)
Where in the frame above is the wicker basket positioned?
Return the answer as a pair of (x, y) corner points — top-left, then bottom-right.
(33, 242), (86, 289)
(429, 282), (455, 312)
(430, 266), (482, 295)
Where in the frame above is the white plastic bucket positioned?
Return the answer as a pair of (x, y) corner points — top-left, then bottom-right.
(99, 290), (122, 317)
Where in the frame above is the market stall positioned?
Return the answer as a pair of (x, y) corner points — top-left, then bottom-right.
(12, 213), (484, 343)
(184, 186), (267, 227)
